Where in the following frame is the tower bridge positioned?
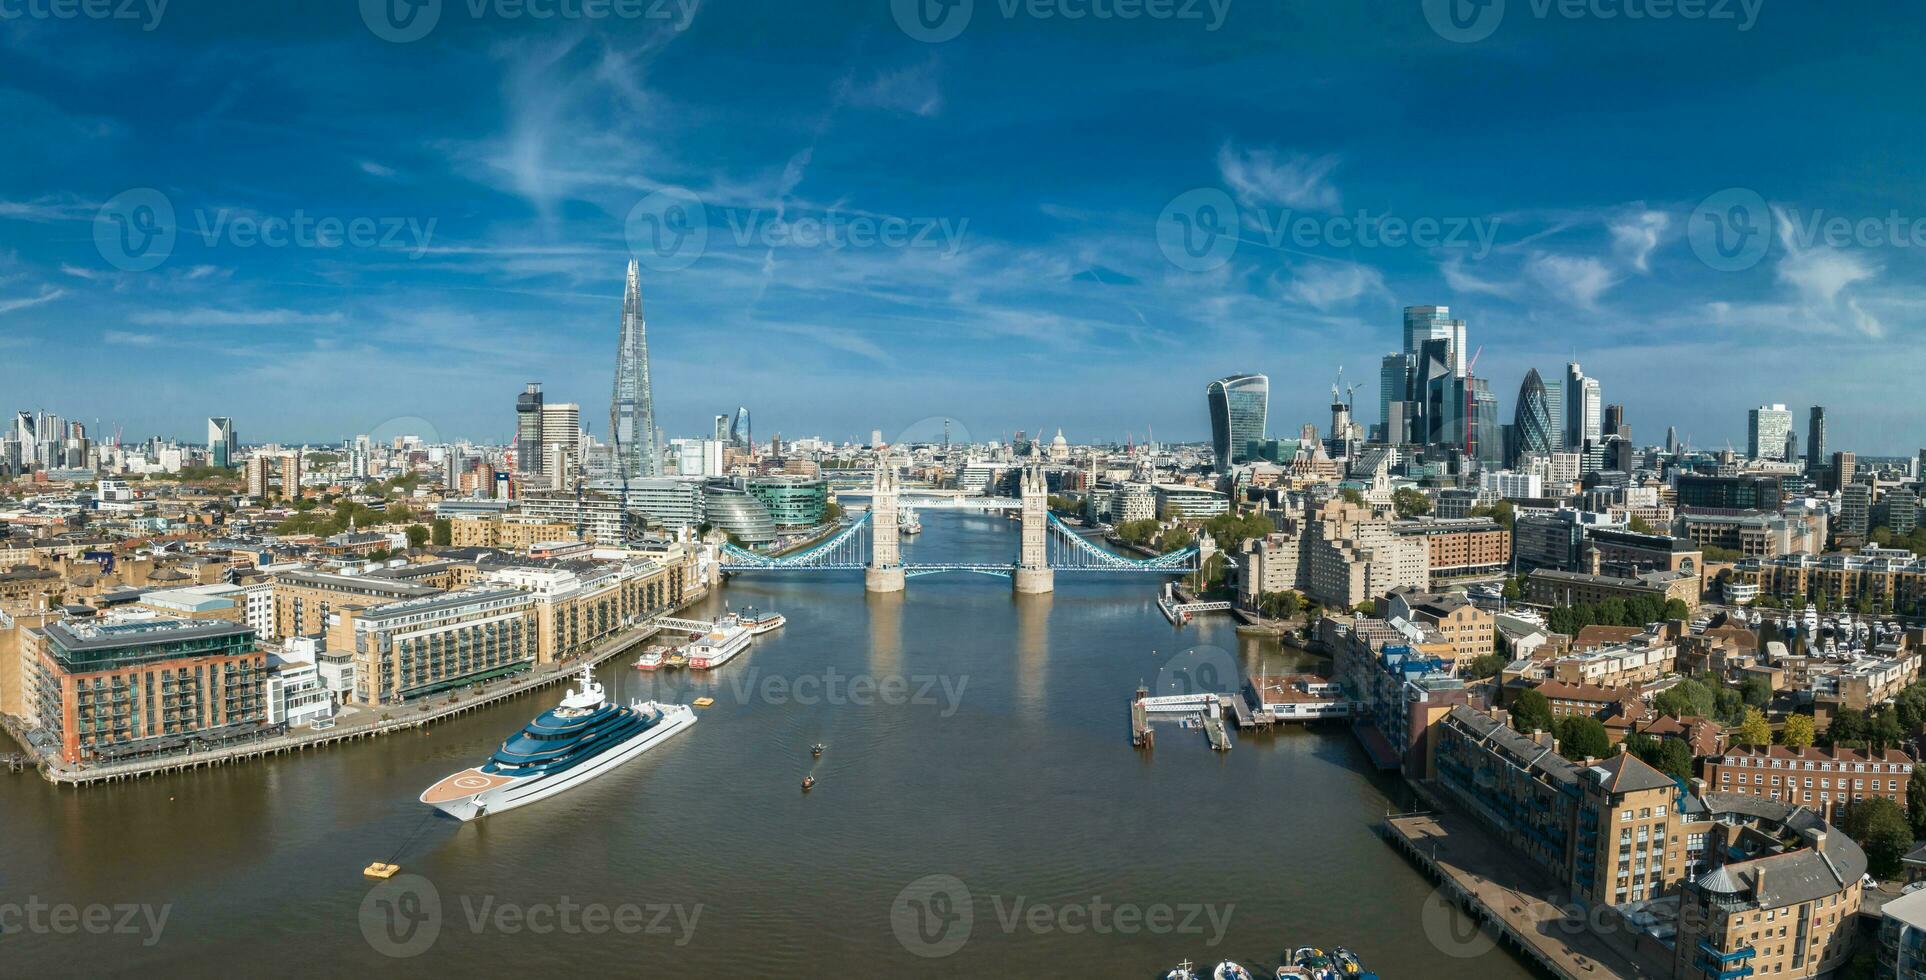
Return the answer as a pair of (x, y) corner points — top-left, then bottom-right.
(718, 463), (1200, 593)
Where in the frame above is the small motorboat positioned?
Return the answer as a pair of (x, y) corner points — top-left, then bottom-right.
(1165, 960), (1199, 980)
(801, 775), (816, 791)
(632, 649), (664, 671)
(1213, 963), (1253, 980)
(811, 743), (826, 757)
(1332, 948), (1362, 976)
(1275, 969), (1311, 980)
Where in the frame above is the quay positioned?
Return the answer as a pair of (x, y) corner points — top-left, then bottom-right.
(1156, 583), (1232, 626)
(14, 611), (693, 789)
(1384, 805), (1666, 980)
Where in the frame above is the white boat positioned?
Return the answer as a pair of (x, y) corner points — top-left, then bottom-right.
(684, 617), (754, 669)
(1214, 963), (1254, 980)
(1165, 960), (1199, 980)
(419, 666), (695, 820)
(739, 607), (786, 636)
(632, 648), (664, 670)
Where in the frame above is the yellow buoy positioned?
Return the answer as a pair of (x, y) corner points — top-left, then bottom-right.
(363, 862), (400, 879)
(692, 697), (715, 708)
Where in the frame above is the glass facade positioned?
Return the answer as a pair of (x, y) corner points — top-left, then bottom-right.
(1206, 374), (1268, 471)
(1513, 368), (1557, 461)
(746, 476), (827, 527)
(704, 486), (777, 545)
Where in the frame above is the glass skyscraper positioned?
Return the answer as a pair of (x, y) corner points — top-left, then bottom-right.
(1512, 368), (1556, 462)
(1206, 374), (1268, 471)
(611, 261), (659, 480)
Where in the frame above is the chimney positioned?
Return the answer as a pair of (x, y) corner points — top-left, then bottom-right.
(1753, 866), (1766, 897)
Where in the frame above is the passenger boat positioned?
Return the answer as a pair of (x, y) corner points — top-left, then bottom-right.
(811, 743), (826, 757)
(801, 775), (816, 791)
(418, 666), (695, 821)
(739, 606), (786, 635)
(1164, 960), (1198, 980)
(684, 617), (753, 669)
(1213, 963), (1253, 980)
(632, 648), (664, 671)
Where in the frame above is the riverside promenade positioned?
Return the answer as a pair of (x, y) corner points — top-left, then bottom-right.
(12, 606), (694, 788)
(1385, 805), (1671, 979)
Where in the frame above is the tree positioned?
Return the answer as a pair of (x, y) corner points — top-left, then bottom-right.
(1622, 731), (1661, 766)
(430, 517), (452, 547)
(1736, 707), (1771, 746)
(1501, 575), (1524, 602)
(405, 524), (430, 550)
(1909, 766), (1926, 840)
(1392, 487), (1433, 519)
(1845, 797), (1913, 879)
(1338, 487), (1365, 506)
(1739, 675), (1772, 709)
(1780, 713), (1815, 750)
(1470, 500), (1516, 529)
(1354, 599), (1377, 617)
(1259, 591), (1302, 620)
(1510, 689), (1555, 735)
(1655, 678), (1717, 721)
(1464, 652), (1508, 679)
(1628, 514), (1659, 535)
(1829, 708), (1869, 747)
(1655, 738), (1695, 783)
(1558, 716), (1611, 760)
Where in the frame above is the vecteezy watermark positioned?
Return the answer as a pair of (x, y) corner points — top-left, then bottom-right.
(358, 0), (697, 43)
(360, 874), (702, 959)
(1422, 883), (1734, 959)
(0, 0), (167, 31)
(1422, 0), (1762, 44)
(625, 187), (968, 272)
(1155, 187), (1500, 272)
(891, 0), (1231, 44)
(1153, 644), (1241, 698)
(93, 189), (437, 272)
(1687, 186), (1926, 272)
(890, 874), (1233, 958)
(0, 898), (171, 947)
(636, 667), (969, 717)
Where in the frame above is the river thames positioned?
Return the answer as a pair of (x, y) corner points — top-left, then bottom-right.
(1, 511), (1533, 977)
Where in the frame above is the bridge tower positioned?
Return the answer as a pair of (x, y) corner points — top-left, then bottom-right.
(865, 458), (905, 593)
(1014, 464), (1055, 594)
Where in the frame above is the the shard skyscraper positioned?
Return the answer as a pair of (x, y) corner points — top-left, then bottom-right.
(612, 260), (659, 479)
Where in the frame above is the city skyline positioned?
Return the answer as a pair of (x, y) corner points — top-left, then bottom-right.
(0, 6), (1922, 450)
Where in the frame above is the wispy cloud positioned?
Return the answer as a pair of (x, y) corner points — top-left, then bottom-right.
(1215, 143), (1340, 211)
(130, 308), (346, 327)
(1440, 254), (1518, 298)
(1527, 252), (1619, 309)
(836, 61), (943, 118)
(1609, 209), (1669, 272)
(0, 286), (66, 316)
(1284, 261), (1383, 310)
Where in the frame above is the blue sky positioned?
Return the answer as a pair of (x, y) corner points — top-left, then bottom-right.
(1, 1), (1923, 452)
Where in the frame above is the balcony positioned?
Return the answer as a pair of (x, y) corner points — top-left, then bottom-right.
(1692, 960), (1752, 980)
(1698, 941), (1756, 963)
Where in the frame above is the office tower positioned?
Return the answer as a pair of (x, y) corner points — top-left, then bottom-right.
(1747, 404), (1793, 460)
(714, 415), (731, 443)
(1468, 378), (1501, 465)
(1839, 483), (1873, 539)
(1541, 379), (1566, 450)
(611, 260), (659, 480)
(351, 434), (372, 478)
(515, 383), (544, 476)
(1830, 451), (1856, 493)
(1415, 339), (1459, 446)
(1564, 363), (1600, 449)
(1403, 306), (1466, 375)
(1205, 373), (1269, 471)
(730, 406), (752, 449)
(541, 402), (581, 483)
(1378, 352), (1408, 443)
(1602, 404), (1625, 437)
(207, 417), (236, 468)
(1511, 369), (1557, 463)
(870, 428), (884, 448)
(1783, 430), (1798, 464)
(1665, 426), (1677, 454)
(1806, 407), (1827, 475)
